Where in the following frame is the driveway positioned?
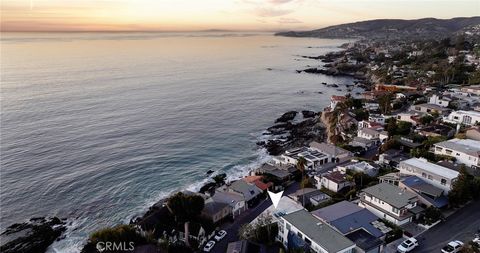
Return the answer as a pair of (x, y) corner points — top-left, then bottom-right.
(208, 182), (300, 253)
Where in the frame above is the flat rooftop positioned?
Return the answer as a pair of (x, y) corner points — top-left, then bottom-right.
(400, 158), (459, 179)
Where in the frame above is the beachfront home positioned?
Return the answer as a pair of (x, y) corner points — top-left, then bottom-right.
(359, 183), (420, 225)
(398, 158), (459, 192)
(433, 138), (480, 168)
(256, 163), (296, 186)
(320, 171), (353, 193)
(201, 199), (232, 223)
(273, 147), (330, 171)
(243, 175), (273, 192)
(278, 209), (356, 253)
(211, 190), (246, 218)
(228, 180), (263, 208)
(444, 110), (480, 126)
(310, 141), (353, 164)
(399, 176), (449, 208)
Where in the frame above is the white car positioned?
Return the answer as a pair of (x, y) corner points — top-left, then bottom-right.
(203, 241), (215, 252)
(214, 230), (227, 241)
(441, 240), (464, 253)
(397, 238), (419, 252)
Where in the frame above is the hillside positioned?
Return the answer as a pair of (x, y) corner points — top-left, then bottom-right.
(275, 17), (480, 39)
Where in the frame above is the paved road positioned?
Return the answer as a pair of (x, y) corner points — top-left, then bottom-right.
(414, 200), (480, 253)
(209, 183), (300, 253)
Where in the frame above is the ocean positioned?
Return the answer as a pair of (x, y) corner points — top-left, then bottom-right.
(0, 32), (354, 252)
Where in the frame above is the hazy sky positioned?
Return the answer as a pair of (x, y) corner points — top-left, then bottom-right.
(1, 0), (479, 31)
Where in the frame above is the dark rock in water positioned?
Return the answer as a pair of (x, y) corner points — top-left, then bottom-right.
(266, 68), (273, 71)
(265, 140), (284, 156)
(199, 182), (217, 194)
(327, 84), (339, 88)
(256, 141), (266, 146)
(1, 217), (66, 253)
(317, 91), (323, 94)
(206, 170), (214, 175)
(296, 70), (302, 73)
(275, 111), (297, 123)
(302, 110), (316, 118)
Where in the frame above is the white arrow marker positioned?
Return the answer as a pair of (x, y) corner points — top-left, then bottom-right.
(267, 190), (284, 209)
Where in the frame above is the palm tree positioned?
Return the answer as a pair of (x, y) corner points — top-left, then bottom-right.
(296, 157), (307, 206)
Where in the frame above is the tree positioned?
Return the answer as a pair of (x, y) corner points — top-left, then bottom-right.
(296, 157), (307, 206)
(82, 225), (148, 253)
(448, 167), (479, 206)
(378, 93), (393, 114)
(167, 192), (205, 246)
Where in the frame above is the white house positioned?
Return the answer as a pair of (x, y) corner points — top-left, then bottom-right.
(279, 209), (356, 253)
(320, 171), (353, 193)
(398, 158), (459, 192)
(443, 110), (480, 126)
(433, 138), (480, 168)
(359, 183), (419, 225)
(357, 128), (388, 143)
(309, 141), (353, 164)
(273, 147), (330, 171)
(211, 190), (246, 218)
(429, 94), (451, 108)
(337, 161), (379, 177)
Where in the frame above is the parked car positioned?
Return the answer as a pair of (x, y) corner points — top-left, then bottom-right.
(397, 238), (419, 252)
(441, 241), (464, 253)
(214, 230), (227, 241)
(203, 241), (215, 252)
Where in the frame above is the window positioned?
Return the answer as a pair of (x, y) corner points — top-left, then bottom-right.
(428, 175), (433, 180)
(422, 172), (427, 178)
(456, 153), (460, 156)
(446, 150), (453, 155)
(286, 223), (291, 231)
(441, 179), (447, 185)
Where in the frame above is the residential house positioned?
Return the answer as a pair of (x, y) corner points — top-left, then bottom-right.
(177, 222), (209, 246)
(310, 141), (353, 164)
(228, 180), (263, 208)
(415, 124), (455, 138)
(357, 128), (388, 143)
(349, 137), (376, 149)
(410, 103), (451, 116)
(288, 188), (331, 207)
(358, 120), (384, 130)
(226, 240), (263, 253)
(398, 158), (459, 192)
(444, 110), (480, 126)
(330, 95), (347, 111)
(273, 147), (330, 171)
(396, 111), (422, 126)
(320, 171), (353, 193)
(337, 161), (379, 177)
(211, 190), (246, 218)
(311, 201), (385, 253)
(378, 149), (411, 167)
(399, 176), (449, 209)
(461, 85), (480, 96)
(256, 163), (296, 186)
(202, 200), (232, 223)
(466, 127), (480, 141)
(278, 209), (356, 253)
(243, 176), (273, 192)
(433, 138), (480, 168)
(359, 183), (420, 225)
(429, 94), (451, 108)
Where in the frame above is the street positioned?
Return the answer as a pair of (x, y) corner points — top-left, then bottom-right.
(415, 200), (480, 252)
(209, 182), (300, 253)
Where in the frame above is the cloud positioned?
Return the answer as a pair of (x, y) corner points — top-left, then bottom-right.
(254, 7), (294, 17)
(267, 0), (295, 4)
(277, 17), (303, 23)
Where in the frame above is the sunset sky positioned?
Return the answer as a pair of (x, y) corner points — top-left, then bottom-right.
(1, 0), (479, 32)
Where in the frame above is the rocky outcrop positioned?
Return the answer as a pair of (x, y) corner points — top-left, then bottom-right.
(260, 112), (326, 155)
(275, 111), (297, 123)
(1, 217), (67, 253)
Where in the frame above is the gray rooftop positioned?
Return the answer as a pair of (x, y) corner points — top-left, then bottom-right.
(361, 183), (417, 208)
(311, 200), (363, 223)
(434, 138), (480, 157)
(229, 180), (262, 201)
(310, 141), (352, 157)
(282, 209), (355, 252)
